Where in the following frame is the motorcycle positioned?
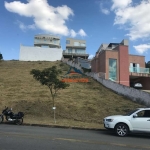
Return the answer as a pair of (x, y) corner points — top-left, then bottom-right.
(0, 107), (24, 125)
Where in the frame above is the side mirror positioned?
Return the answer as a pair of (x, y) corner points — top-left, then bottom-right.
(133, 114), (137, 118)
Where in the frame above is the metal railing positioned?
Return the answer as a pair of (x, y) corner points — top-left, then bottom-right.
(129, 67), (150, 74)
(63, 52), (89, 56)
(34, 40), (60, 46)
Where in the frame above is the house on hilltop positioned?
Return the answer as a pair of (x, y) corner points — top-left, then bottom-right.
(91, 39), (150, 90)
(19, 34), (63, 61)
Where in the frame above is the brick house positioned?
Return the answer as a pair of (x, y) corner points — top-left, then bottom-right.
(91, 39), (150, 90)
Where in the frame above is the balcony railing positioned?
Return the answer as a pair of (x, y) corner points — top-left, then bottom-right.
(129, 67), (150, 74)
(63, 52), (89, 56)
(34, 40), (60, 46)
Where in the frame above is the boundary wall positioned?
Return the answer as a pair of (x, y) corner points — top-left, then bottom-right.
(63, 60), (150, 106)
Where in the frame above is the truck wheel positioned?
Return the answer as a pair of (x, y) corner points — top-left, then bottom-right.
(115, 123), (129, 137)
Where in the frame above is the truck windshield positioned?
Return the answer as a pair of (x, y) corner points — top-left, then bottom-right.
(124, 109), (138, 116)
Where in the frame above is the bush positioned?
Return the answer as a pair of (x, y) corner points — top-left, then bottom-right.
(0, 53), (3, 60)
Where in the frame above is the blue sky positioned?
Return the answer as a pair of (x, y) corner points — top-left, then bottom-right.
(0, 0), (150, 62)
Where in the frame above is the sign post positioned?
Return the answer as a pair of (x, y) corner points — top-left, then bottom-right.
(52, 107), (56, 124)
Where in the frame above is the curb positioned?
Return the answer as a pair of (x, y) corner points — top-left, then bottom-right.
(2, 122), (106, 131)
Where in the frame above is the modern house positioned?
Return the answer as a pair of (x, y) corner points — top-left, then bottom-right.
(19, 34), (62, 61)
(91, 39), (150, 90)
(74, 57), (91, 69)
(63, 38), (89, 60)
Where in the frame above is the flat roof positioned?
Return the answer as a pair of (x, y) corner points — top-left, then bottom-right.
(129, 54), (145, 57)
(66, 38), (86, 41)
(34, 34), (60, 39)
(108, 43), (119, 47)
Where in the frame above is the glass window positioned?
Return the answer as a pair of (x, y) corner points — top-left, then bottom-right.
(74, 49), (85, 54)
(66, 40), (70, 44)
(68, 49), (72, 53)
(137, 110), (150, 117)
(81, 43), (85, 46)
(74, 42), (79, 46)
(124, 109), (138, 116)
(109, 58), (117, 81)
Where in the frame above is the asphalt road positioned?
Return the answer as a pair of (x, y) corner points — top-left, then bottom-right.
(0, 124), (150, 150)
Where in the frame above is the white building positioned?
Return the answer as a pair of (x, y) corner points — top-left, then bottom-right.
(19, 34), (63, 61)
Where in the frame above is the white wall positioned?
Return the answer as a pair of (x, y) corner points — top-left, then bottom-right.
(19, 46), (63, 61)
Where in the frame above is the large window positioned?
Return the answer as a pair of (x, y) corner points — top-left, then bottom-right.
(109, 59), (117, 81)
(74, 42), (79, 46)
(68, 49), (72, 53)
(74, 42), (85, 47)
(75, 49), (85, 54)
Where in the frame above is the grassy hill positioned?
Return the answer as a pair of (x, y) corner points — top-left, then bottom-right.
(0, 60), (144, 128)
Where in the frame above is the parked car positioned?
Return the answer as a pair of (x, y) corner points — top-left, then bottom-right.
(103, 108), (150, 137)
(130, 82), (142, 89)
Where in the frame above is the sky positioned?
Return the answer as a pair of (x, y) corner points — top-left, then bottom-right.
(0, 0), (150, 62)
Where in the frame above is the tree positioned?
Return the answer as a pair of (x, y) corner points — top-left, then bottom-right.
(0, 53), (3, 60)
(30, 66), (69, 123)
(146, 61), (150, 69)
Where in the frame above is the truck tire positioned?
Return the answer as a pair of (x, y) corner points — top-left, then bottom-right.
(115, 123), (129, 137)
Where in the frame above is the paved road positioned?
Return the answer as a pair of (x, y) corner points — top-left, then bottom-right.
(0, 124), (150, 150)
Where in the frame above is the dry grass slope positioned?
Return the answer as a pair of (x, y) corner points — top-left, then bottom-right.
(0, 61), (144, 128)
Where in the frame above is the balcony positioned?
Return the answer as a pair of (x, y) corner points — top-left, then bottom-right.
(129, 67), (150, 77)
(34, 40), (60, 47)
(63, 51), (89, 59)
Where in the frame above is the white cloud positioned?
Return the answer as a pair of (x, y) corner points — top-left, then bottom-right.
(16, 20), (36, 31)
(5, 0), (86, 37)
(133, 44), (150, 54)
(70, 29), (87, 37)
(111, 0), (132, 10)
(78, 29), (87, 37)
(112, 37), (117, 40)
(101, 8), (110, 15)
(112, 0), (150, 41)
(18, 21), (26, 31)
(99, 2), (110, 15)
(88, 54), (94, 59)
(70, 29), (77, 37)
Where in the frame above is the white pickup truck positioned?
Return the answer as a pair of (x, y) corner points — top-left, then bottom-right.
(103, 108), (150, 137)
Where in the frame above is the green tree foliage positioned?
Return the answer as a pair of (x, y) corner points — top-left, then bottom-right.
(30, 66), (69, 107)
(146, 61), (150, 68)
(0, 53), (3, 60)
(30, 66), (69, 123)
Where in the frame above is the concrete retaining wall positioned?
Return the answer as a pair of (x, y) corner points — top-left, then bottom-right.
(86, 72), (150, 106)
(20, 46), (62, 61)
(63, 60), (150, 106)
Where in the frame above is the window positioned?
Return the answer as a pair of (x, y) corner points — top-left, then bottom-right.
(68, 49), (72, 53)
(136, 110), (150, 117)
(41, 45), (49, 48)
(74, 42), (79, 46)
(109, 59), (117, 81)
(81, 43), (85, 46)
(66, 40), (70, 44)
(74, 49), (85, 54)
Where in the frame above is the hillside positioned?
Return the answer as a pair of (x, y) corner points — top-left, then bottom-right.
(0, 61), (144, 128)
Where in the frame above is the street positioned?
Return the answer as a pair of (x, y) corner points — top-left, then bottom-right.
(0, 124), (150, 150)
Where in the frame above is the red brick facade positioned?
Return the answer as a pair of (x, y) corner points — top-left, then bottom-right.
(117, 45), (129, 86)
(91, 40), (150, 89)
